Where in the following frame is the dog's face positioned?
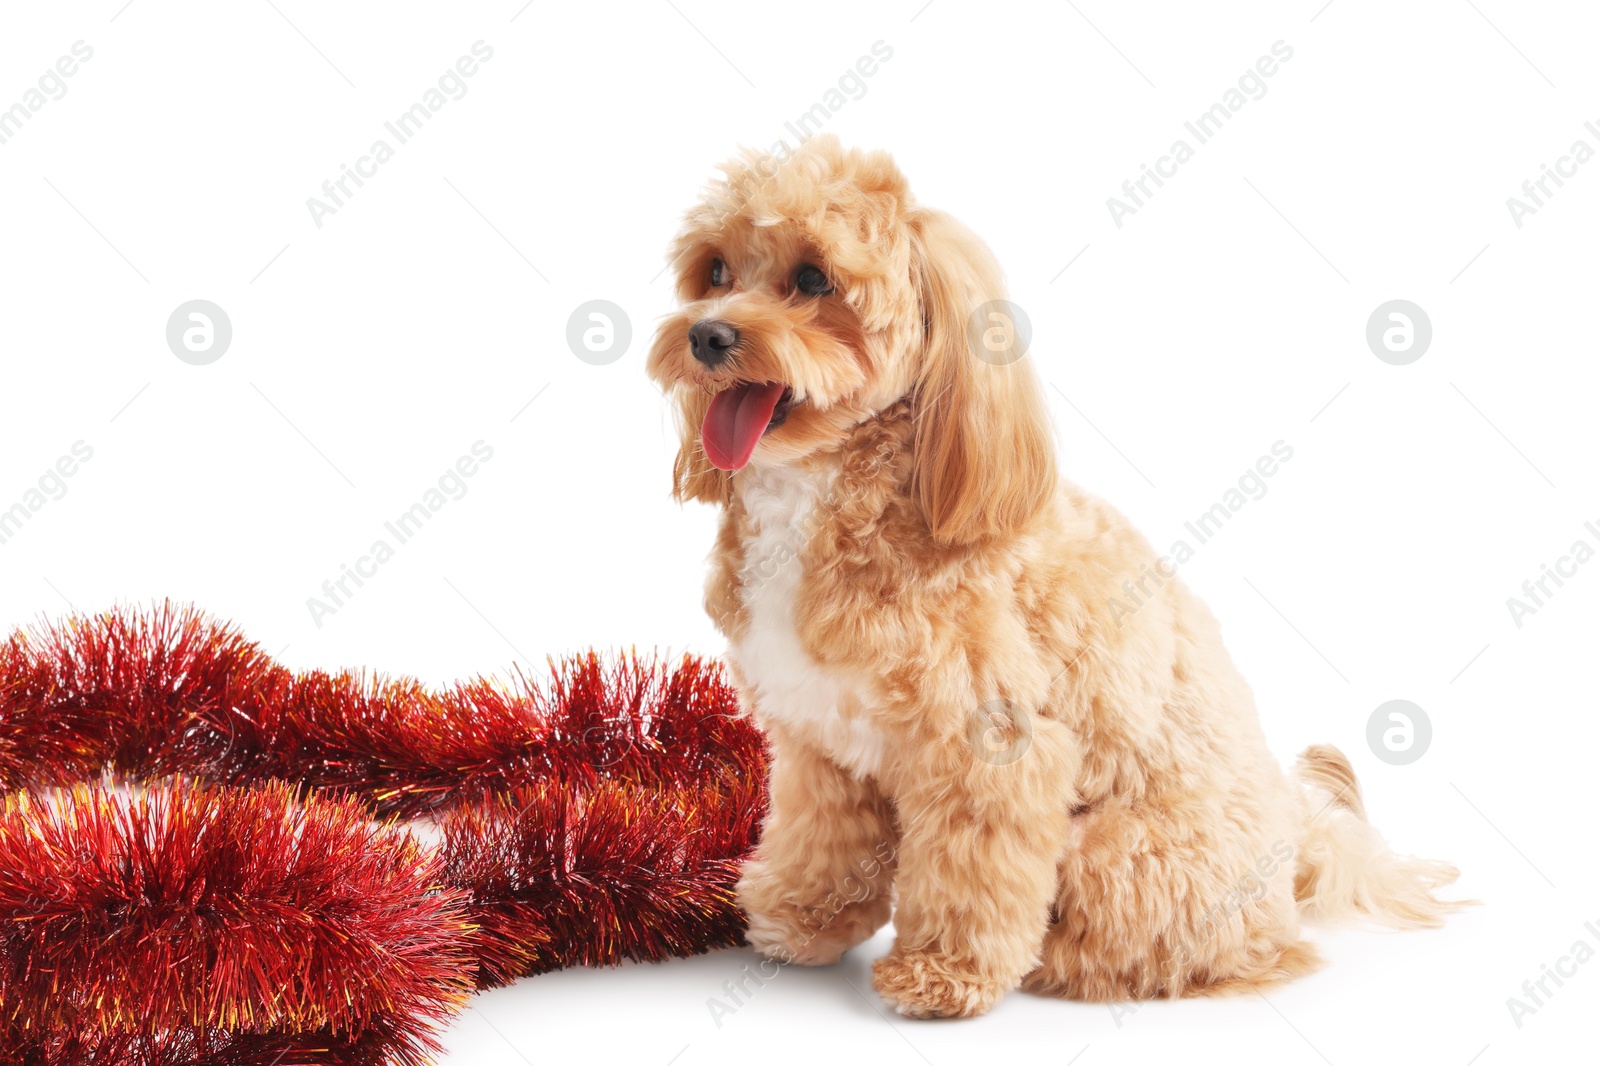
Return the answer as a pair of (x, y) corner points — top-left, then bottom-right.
(646, 137), (924, 475)
(647, 135), (1057, 545)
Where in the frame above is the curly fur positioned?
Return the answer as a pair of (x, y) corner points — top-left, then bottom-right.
(646, 135), (1465, 1018)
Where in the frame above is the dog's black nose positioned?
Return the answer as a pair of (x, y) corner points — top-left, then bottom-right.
(688, 319), (739, 366)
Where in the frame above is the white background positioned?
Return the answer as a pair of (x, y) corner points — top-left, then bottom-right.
(2, 1), (1596, 1063)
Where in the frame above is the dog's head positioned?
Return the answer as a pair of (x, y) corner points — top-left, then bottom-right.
(646, 135), (1056, 544)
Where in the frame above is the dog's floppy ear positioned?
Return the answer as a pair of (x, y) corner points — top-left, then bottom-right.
(908, 209), (1057, 545)
(669, 386), (733, 505)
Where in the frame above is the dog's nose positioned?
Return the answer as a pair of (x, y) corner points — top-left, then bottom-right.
(688, 319), (739, 367)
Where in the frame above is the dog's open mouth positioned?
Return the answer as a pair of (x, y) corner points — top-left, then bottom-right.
(701, 382), (796, 471)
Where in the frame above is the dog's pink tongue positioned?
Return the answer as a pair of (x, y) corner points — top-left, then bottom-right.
(702, 382), (786, 471)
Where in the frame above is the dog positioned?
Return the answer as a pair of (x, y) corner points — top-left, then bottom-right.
(646, 135), (1462, 1018)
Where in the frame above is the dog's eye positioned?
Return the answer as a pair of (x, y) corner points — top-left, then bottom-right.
(709, 258), (728, 287)
(795, 264), (834, 296)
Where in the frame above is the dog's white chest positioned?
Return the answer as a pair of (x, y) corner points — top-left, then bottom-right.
(729, 464), (886, 778)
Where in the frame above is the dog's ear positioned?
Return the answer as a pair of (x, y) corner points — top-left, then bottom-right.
(908, 209), (1056, 545)
(669, 386), (733, 505)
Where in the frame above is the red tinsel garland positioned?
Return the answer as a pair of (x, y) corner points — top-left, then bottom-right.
(0, 604), (768, 1066)
(0, 781), (473, 1066)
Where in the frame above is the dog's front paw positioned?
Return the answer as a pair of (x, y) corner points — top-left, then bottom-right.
(739, 863), (890, 966)
(741, 894), (890, 967)
(871, 950), (1006, 1018)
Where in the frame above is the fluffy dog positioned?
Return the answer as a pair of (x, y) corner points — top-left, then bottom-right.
(646, 135), (1462, 1018)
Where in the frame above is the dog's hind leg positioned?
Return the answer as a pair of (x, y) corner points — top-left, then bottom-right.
(1022, 795), (1314, 1002)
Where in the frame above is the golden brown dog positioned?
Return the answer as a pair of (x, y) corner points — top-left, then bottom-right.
(646, 135), (1462, 1018)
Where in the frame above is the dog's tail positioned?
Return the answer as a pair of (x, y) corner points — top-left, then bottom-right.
(1291, 744), (1467, 928)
